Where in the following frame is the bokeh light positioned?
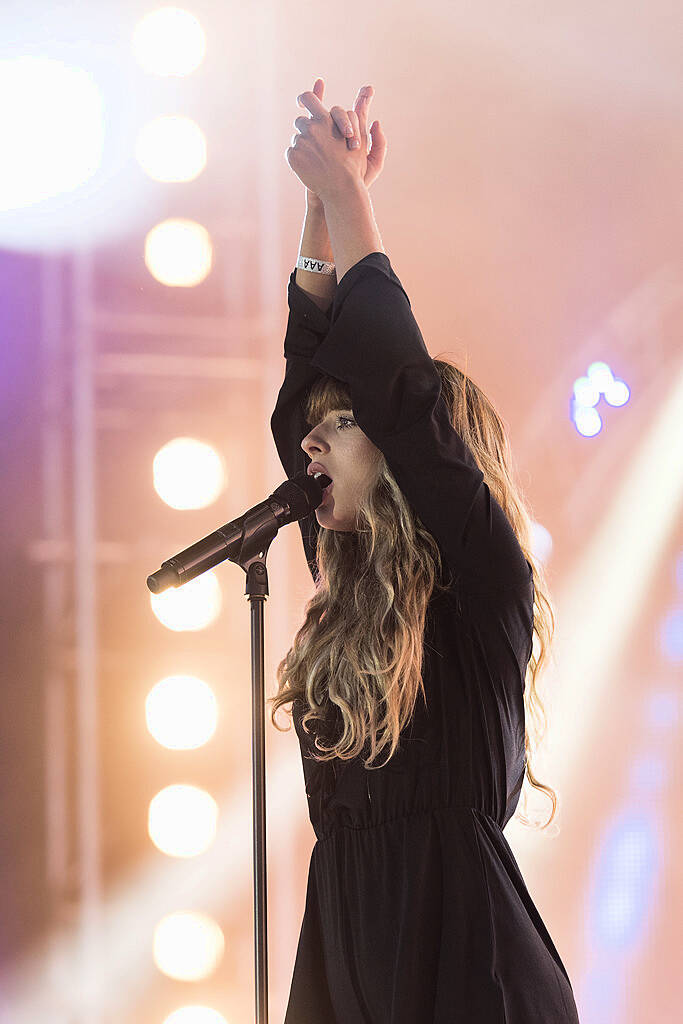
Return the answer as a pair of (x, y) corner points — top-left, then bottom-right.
(153, 911), (224, 981)
(150, 570), (222, 631)
(132, 7), (206, 77)
(529, 520), (553, 565)
(586, 361), (615, 392)
(145, 218), (213, 287)
(135, 115), (207, 182)
(162, 1009), (227, 1024)
(659, 606), (683, 662)
(148, 784), (218, 857)
(574, 404), (602, 437)
(603, 379), (630, 407)
(573, 375), (601, 408)
(0, 57), (104, 212)
(146, 675), (218, 750)
(153, 438), (226, 510)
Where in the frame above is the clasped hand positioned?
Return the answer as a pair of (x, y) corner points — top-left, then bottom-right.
(285, 79), (386, 203)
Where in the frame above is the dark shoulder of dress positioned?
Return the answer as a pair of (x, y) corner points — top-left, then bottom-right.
(270, 251), (532, 595)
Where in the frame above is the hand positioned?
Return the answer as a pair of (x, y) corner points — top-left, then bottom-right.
(308, 79), (387, 197)
(287, 79), (387, 205)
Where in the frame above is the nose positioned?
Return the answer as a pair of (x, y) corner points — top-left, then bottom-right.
(301, 428), (328, 457)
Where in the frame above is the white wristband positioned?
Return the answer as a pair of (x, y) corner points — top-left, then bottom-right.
(297, 255), (336, 276)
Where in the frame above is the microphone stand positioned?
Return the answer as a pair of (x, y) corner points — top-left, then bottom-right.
(146, 472), (328, 1024)
(244, 545), (273, 1024)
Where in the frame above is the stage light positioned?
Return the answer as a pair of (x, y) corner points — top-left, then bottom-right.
(149, 570), (222, 631)
(145, 218), (213, 287)
(136, 115), (207, 183)
(153, 437), (226, 510)
(571, 361), (630, 435)
(603, 379), (630, 407)
(659, 606), (683, 662)
(146, 676), (218, 750)
(149, 785), (218, 857)
(573, 375), (601, 408)
(153, 911), (224, 981)
(574, 404), (602, 438)
(586, 361), (615, 392)
(529, 520), (553, 565)
(133, 7), (206, 77)
(0, 57), (104, 212)
(162, 1008), (227, 1024)
(588, 812), (658, 950)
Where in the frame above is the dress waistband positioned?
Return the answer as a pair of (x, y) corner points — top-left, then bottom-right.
(316, 803), (502, 842)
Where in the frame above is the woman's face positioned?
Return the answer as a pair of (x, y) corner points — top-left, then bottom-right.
(301, 409), (381, 532)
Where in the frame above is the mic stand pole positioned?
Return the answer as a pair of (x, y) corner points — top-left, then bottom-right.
(238, 533), (278, 1024)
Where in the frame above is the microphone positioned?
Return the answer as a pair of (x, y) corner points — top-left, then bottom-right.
(146, 470), (331, 593)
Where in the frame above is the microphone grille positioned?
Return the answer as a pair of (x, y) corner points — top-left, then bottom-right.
(271, 471), (326, 523)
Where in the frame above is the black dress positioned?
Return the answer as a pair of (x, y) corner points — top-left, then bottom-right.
(270, 252), (580, 1023)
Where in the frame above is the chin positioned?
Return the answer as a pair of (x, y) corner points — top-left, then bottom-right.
(316, 507), (352, 532)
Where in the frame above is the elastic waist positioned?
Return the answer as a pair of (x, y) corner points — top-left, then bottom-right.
(316, 803), (501, 842)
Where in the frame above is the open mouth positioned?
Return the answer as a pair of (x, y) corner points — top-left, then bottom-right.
(321, 481), (333, 500)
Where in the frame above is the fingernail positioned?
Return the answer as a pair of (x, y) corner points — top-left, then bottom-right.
(349, 139), (360, 149)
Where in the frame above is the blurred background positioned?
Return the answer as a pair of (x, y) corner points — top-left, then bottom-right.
(1, 1), (681, 1022)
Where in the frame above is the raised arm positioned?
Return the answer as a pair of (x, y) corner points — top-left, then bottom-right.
(293, 76), (384, 306)
(270, 196), (338, 581)
(295, 194), (337, 310)
(321, 180), (385, 284)
(273, 79), (389, 581)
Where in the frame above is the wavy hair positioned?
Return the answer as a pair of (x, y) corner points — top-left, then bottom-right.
(268, 357), (558, 830)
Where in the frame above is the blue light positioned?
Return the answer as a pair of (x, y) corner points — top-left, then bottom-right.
(587, 811), (659, 952)
(659, 606), (683, 662)
(573, 375), (601, 407)
(577, 963), (622, 1023)
(603, 379), (630, 407)
(586, 361), (615, 391)
(574, 402), (602, 437)
(645, 690), (679, 730)
(570, 362), (630, 436)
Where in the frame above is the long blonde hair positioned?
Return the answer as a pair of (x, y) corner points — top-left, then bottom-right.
(269, 357), (558, 830)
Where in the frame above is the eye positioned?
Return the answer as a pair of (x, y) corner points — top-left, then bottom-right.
(336, 415), (355, 430)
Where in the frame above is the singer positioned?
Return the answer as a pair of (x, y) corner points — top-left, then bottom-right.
(269, 79), (580, 1023)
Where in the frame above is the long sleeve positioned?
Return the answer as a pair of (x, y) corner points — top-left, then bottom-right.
(270, 270), (334, 581)
(307, 252), (531, 591)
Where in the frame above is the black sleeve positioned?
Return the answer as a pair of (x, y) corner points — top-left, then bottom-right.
(269, 269), (334, 581)
(305, 251), (531, 590)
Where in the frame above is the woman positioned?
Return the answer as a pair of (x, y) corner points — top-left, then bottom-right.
(269, 79), (580, 1024)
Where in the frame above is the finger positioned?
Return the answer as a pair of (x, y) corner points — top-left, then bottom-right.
(354, 84), (374, 137)
(330, 104), (355, 139)
(347, 110), (361, 148)
(367, 120), (387, 170)
(297, 89), (329, 120)
(313, 78), (324, 101)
